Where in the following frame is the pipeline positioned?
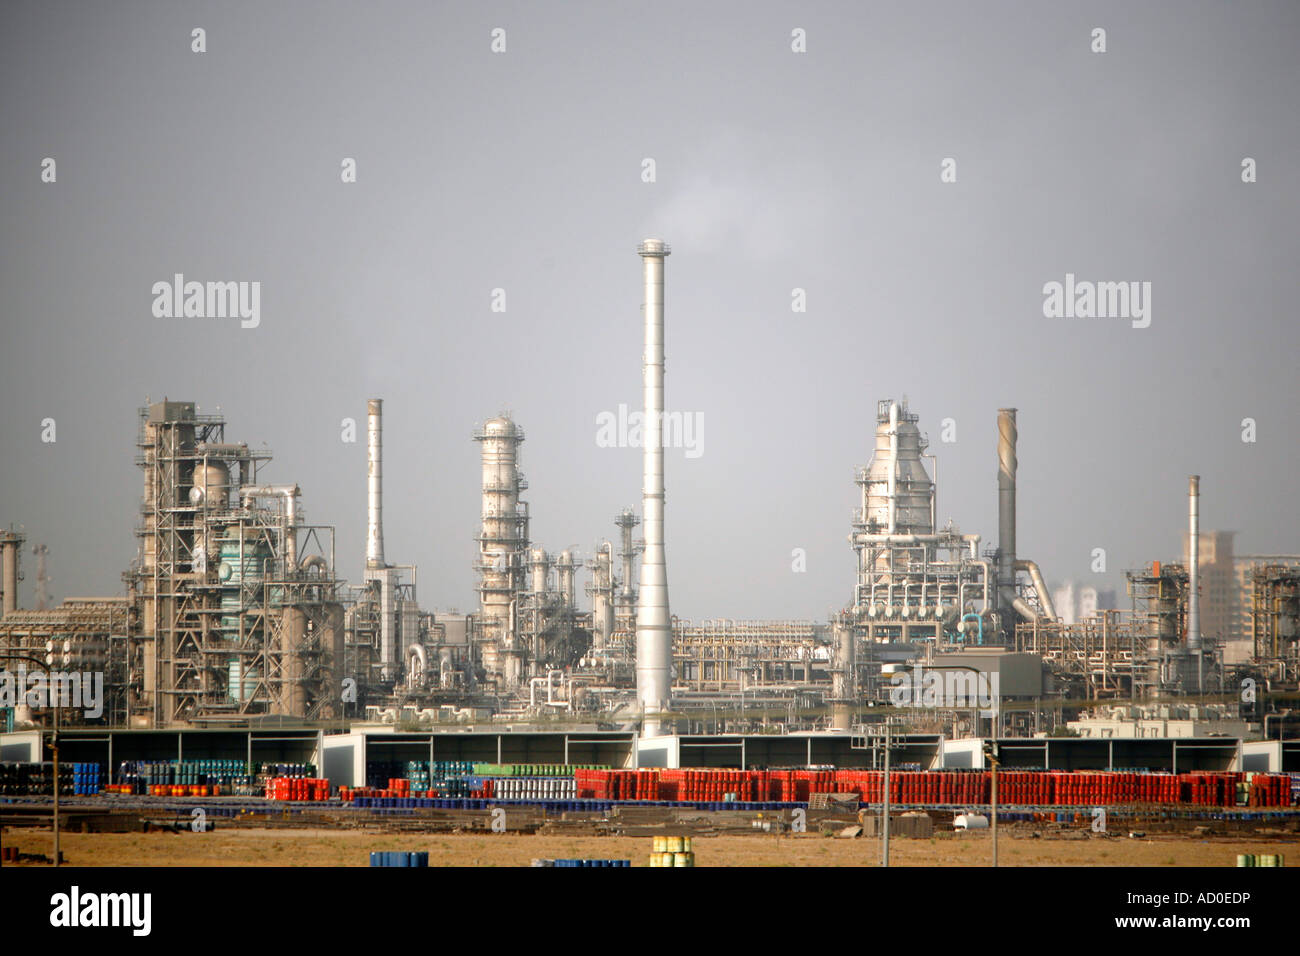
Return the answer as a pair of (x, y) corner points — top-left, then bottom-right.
(1015, 559), (1058, 622)
(239, 484), (300, 571)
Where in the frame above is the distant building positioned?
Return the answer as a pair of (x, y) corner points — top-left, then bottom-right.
(1178, 530), (1300, 663)
(1050, 581), (1106, 623)
(1234, 554), (1300, 665)
(1182, 530), (1237, 640)
(1077, 586), (1098, 620)
(1052, 583), (1076, 625)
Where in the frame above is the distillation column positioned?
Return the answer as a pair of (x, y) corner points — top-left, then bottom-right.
(556, 550), (577, 609)
(475, 416), (527, 688)
(614, 508), (641, 633)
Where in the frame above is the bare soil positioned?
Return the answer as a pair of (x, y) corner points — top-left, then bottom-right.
(3, 827), (1295, 867)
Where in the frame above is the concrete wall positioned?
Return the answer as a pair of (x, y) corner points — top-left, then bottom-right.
(1241, 740), (1281, 772)
(0, 728), (321, 771)
(0, 730), (41, 762)
(322, 732), (366, 787)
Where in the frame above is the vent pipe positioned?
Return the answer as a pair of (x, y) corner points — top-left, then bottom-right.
(635, 239), (672, 735)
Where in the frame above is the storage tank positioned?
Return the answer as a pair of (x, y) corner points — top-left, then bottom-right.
(217, 535), (272, 662)
(279, 605), (308, 718)
(323, 601), (346, 716)
(190, 461), (230, 508)
(227, 659), (260, 703)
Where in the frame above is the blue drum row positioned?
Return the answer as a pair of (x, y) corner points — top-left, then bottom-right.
(348, 797), (810, 812)
(534, 859), (631, 867)
(369, 851), (428, 867)
(71, 762), (102, 795)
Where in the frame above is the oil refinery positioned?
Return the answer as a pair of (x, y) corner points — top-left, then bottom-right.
(1, 240), (1297, 883)
(6, 5), (1300, 944)
(2, 239), (1298, 739)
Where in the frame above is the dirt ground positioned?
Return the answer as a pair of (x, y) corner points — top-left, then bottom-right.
(2, 827), (1295, 867)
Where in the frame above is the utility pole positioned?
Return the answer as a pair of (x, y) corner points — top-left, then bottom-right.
(53, 680), (60, 867)
(984, 738), (1000, 867)
(882, 718), (893, 867)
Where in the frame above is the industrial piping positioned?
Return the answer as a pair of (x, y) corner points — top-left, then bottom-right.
(1015, 559), (1058, 623)
(239, 485), (300, 571)
(635, 239), (672, 736)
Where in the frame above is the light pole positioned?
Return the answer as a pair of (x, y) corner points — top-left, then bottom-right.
(984, 738), (1000, 868)
(2, 653), (60, 866)
(882, 718), (893, 867)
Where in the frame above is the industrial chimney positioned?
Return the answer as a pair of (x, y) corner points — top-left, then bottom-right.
(364, 398), (396, 681)
(1187, 475), (1201, 692)
(0, 529), (23, 616)
(997, 409), (1018, 613)
(635, 239), (672, 735)
(366, 399), (385, 569)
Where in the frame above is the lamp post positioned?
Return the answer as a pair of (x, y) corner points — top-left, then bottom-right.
(882, 717), (895, 867)
(984, 738), (1000, 867)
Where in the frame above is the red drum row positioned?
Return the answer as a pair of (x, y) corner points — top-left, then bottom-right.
(574, 769), (662, 800)
(265, 776), (330, 801)
(568, 768), (1295, 807)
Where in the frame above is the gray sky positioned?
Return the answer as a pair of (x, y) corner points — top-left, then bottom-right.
(2, 1), (1297, 622)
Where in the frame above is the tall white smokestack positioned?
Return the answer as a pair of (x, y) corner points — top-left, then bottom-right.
(365, 398), (397, 682)
(1188, 475), (1201, 692)
(366, 399), (385, 569)
(636, 239), (672, 735)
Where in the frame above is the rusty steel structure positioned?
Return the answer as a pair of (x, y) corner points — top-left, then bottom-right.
(1250, 564), (1300, 684)
(124, 400), (345, 727)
